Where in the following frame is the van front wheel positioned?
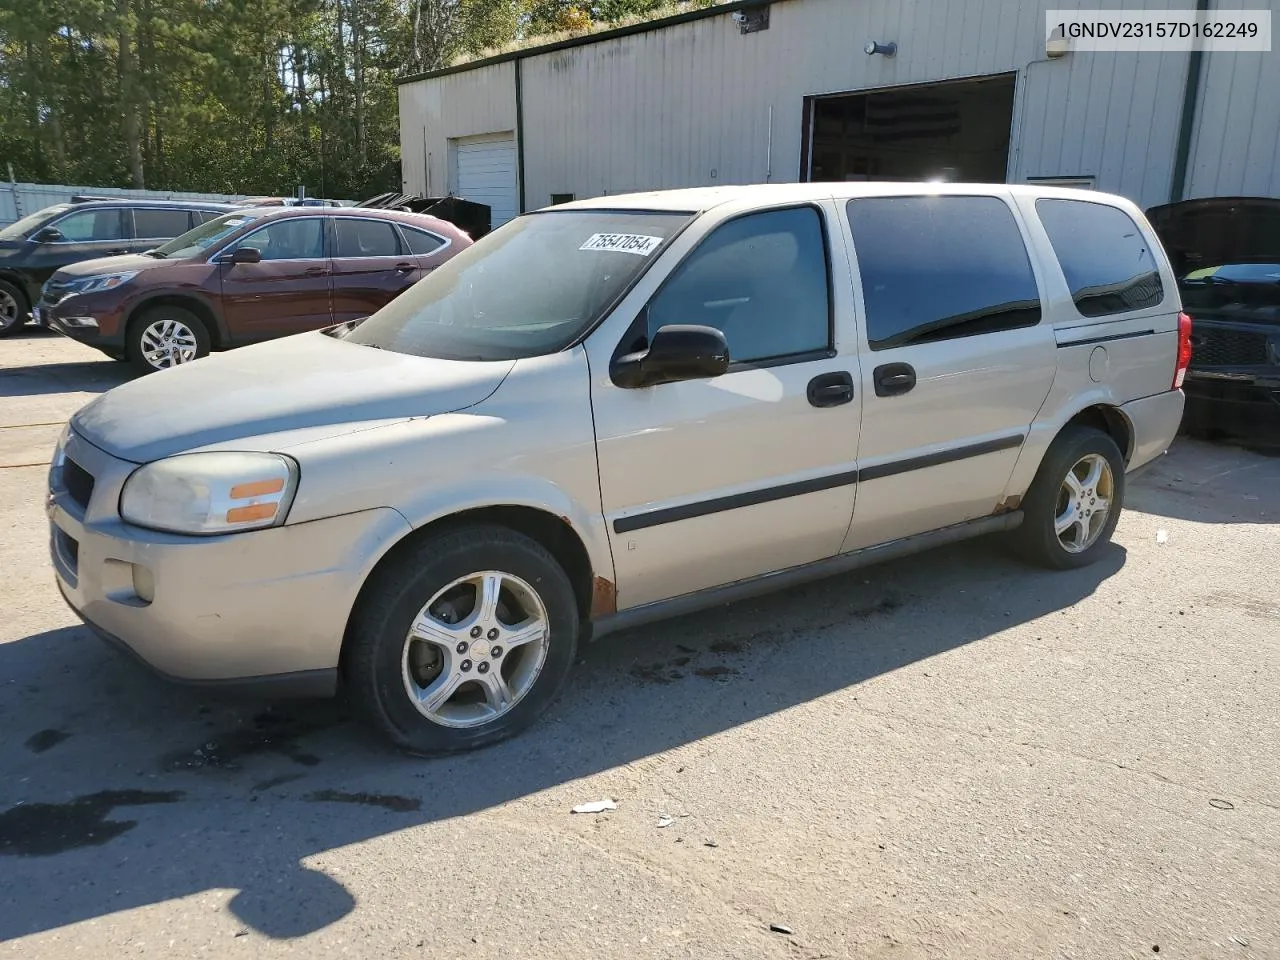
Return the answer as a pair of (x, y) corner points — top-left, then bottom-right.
(1012, 426), (1125, 570)
(344, 525), (580, 755)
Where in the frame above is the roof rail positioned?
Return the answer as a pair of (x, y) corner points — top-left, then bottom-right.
(69, 195), (118, 204)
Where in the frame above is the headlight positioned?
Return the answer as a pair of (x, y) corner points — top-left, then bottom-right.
(49, 424), (70, 490)
(120, 452), (299, 536)
(74, 271), (137, 294)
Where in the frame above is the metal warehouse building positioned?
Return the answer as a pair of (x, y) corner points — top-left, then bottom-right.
(397, 0), (1279, 229)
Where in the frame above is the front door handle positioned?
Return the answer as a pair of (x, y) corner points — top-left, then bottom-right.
(106, 248), (128, 256)
(304, 266), (330, 277)
(807, 371), (855, 407)
(873, 362), (917, 397)
(395, 262), (415, 273)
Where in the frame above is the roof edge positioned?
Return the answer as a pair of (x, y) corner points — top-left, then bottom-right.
(396, 0), (777, 85)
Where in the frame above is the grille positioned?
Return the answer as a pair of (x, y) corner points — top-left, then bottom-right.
(39, 281), (74, 306)
(63, 458), (95, 510)
(1191, 327), (1271, 367)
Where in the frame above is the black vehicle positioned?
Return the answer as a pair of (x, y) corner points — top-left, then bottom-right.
(1147, 196), (1280, 443)
(0, 196), (236, 336)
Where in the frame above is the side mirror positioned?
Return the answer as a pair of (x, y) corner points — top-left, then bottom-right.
(31, 226), (64, 243)
(218, 246), (262, 265)
(611, 323), (730, 388)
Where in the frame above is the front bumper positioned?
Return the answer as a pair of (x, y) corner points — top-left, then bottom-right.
(1183, 370), (1280, 440)
(49, 429), (412, 690)
(38, 290), (128, 346)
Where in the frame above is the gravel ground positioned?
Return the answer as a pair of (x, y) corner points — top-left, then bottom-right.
(2, 331), (1278, 959)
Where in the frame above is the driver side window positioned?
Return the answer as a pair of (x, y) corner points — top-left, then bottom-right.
(235, 218), (325, 261)
(646, 207), (831, 364)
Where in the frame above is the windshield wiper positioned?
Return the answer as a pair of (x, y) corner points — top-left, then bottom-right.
(144, 250), (167, 259)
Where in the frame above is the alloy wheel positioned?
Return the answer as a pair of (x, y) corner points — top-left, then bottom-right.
(401, 570), (550, 728)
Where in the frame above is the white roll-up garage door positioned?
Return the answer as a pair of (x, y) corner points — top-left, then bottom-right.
(453, 133), (519, 229)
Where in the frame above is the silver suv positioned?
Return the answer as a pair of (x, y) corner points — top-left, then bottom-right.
(48, 183), (1190, 754)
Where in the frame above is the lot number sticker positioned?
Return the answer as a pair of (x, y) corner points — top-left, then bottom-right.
(580, 233), (664, 256)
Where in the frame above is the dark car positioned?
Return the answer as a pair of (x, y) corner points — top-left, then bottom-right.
(0, 197), (236, 336)
(39, 206), (472, 372)
(1147, 196), (1280, 443)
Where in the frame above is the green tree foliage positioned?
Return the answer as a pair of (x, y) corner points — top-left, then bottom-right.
(0, 0), (715, 197)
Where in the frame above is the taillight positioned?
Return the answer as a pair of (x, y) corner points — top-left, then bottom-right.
(1173, 311), (1193, 389)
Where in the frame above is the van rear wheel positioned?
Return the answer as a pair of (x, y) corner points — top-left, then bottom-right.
(1012, 425), (1125, 570)
(344, 524), (580, 755)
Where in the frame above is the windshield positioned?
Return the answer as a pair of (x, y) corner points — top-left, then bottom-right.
(339, 209), (692, 360)
(0, 205), (71, 241)
(148, 210), (264, 259)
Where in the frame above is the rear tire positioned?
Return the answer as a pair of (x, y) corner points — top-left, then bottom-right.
(344, 524), (580, 755)
(0, 279), (29, 337)
(127, 305), (210, 374)
(1011, 425), (1125, 570)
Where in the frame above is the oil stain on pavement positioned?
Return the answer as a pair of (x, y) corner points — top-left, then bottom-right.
(0, 790), (183, 857)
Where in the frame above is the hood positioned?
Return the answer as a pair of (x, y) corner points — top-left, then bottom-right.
(53, 253), (174, 280)
(72, 332), (514, 462)
(1146, 197), (1280, 276)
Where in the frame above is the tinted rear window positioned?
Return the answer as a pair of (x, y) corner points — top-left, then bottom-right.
(133, 208), (194, 238)
(846, 195), (1042, 350)
(1036, 199), (1164, 317)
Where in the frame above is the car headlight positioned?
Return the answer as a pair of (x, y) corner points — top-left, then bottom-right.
(74, 271), (138, 294)
(120, 452), (299, 536)
(49, 424), (70, 490)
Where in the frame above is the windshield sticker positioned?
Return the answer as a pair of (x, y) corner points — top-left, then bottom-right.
(579, 233), (664, 256)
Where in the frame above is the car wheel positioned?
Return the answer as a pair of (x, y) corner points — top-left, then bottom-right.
(0, 279), (29, 337)
(1012, 425), (1125, 570)
(127, 305), (210, 374)
(344, 524), (580, 755)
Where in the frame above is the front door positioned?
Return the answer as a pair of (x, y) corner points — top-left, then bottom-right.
(218, 216), (332, 341)
(589, 204), (863, 610)
(24, 206), (131, 287)
(329, 217), (421, 324)
(838, 192), (1057, 552)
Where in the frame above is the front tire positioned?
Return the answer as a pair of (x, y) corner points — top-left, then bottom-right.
(127, 305), (210, 374)
(344, 524), (580, 755)
(0, 279), (29, 337)
(1012, 425), (1125, 570)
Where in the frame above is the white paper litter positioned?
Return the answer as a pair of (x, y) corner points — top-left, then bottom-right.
(656, 815), (675, 828)
(1156, 530), (1169, 544)
(571, 799), (617, 814)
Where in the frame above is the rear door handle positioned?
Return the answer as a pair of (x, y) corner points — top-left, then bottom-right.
(395, 262), (415, 272)
(873, 362), (917, 397)
(304, 266), (330, 277)
(106, 248), (128, 256)
(807, 371), (855, 407)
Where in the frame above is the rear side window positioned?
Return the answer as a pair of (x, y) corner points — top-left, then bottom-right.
(133, 207), (194, 238)
(647, 206), (831, 364)
(335, 219), (402, 258)
(1036, 199), (1164, 317)
(401, 226), (447, 256)
(846, 196), (1042, 350)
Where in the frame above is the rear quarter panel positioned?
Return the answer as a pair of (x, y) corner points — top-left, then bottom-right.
(1001, 192), (1183, 499)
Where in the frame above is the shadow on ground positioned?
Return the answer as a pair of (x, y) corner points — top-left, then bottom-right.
(1125, 436), (1280, 525)
(0, 537), (1125, 941)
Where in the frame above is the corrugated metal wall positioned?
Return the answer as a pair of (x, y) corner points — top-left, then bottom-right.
(1184, 0), (1280, 199)
(0, 182), (248, 228)
(398, 61), (517, 199)
(399, 0), (1280, 216)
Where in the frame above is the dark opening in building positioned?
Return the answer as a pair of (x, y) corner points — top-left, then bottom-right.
(803, 74), (1017, 184)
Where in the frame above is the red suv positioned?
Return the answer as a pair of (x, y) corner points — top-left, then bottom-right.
(39, 206), (471, 373)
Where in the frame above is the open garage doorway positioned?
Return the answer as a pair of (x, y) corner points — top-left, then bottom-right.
(801, 74), (1016, 184)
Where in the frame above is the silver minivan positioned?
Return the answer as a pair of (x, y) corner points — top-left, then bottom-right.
(49, 183), (1190, 753)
